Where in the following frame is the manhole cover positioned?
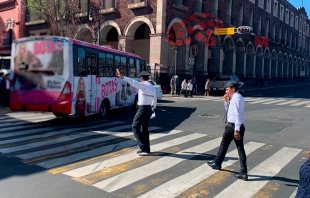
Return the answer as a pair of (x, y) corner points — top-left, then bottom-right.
(199, 114), (221, 118)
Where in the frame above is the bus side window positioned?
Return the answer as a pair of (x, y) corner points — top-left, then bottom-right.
(76, 48), (86, 76)
(135, 59), (140, 76)
(129, 58), (136, 77)
(121, 56), (128, 76)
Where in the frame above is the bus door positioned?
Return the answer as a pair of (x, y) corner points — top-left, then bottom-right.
(86, 53), (97, 115)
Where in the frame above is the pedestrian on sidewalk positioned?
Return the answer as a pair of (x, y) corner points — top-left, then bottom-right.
(181, 79), (187, 97)
(170, 76), (175, 96)
(207, 81), (248, 181)
(295, 148), (310, 197)
(115, 68), (157, 154)
(204, 79), (211, 97)
(186, 80), (193, 97)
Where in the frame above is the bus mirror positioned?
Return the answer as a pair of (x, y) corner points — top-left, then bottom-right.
(19, 62), (28, 70)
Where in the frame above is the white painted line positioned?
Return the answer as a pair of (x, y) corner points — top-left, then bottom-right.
(1, 125), (132, 154)
(290, 101), (310, 106)
(0, 121), (124, 145)
(289, 188), (298, 198)
(138, 142), (265, 198)
(276, 100), (299, 105)
(249, 99), (276, 104)
(63, 130), (185, 177)
(214, 147), (301, 198)
(92, 137), (222, 192)
(283, 95), (294, 98)
(38, 131), (203, 169)
(262, 99), (285, 104)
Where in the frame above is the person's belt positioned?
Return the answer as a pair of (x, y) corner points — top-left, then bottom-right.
(227, 122), (235, 125)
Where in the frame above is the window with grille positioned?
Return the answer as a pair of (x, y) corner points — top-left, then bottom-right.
(258, 0), (264, 9)
(295, 16), (298, 30)
(104, 0), (116, 9)
(279, 5), (284, 21)
(290, 13), (294, 27)
(266, 0), (271, 13)
(285, 9), (289, 24)
(273, 1), (278, 17)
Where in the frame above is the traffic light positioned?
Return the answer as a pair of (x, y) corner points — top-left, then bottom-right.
(237, 26), (252, 34)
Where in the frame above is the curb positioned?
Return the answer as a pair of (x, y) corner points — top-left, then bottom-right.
(245, 83), (310, 91)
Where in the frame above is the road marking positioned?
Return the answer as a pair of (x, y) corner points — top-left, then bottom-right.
(290, 101), (310, 106)
(276, 100), (299, 105)
(262, 99), (285, 104)
(92, 137), (222, 192)
(63, 129), (184, 177)
(249, 98), (275, 104)
(252, 94), (264, 97)
(138, 142), (265, 198)
(214, 147), (301, 198)
(289, 188), (298, 198)
(283, 95), (294, 98)
(71, 133), (207, 185)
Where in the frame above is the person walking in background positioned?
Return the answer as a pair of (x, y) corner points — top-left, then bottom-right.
(207, 81), (248, 181)
(116, 68), (157, 154)
(186, 80), (193, 98)
(204, 79), (211, 97)
(0, 73), (10, 106)
(295, 148), (310, 197)
(170, 76), (175, 96)
(181, 79), (187, 97)
(192, 76), (197, 94)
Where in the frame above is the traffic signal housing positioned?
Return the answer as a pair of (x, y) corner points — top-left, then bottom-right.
(236, 26), (252, 34)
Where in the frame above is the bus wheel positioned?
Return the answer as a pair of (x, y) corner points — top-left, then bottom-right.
(53, 113), (69, 118)
(99, 101), (110, 118)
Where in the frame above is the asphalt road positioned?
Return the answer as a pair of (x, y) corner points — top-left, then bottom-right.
(0, 83), (309, 198)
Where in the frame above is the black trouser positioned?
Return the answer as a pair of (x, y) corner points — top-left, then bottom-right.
(132, 105), (153, 151)
(214, 123), (247, 174)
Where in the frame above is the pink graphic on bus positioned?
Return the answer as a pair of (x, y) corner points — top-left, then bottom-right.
(101, 78), (118, 98)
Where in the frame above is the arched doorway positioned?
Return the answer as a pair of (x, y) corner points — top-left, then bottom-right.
(235, 40), (245, 77)
(99, 21), (121, 49)
(255, 47), (263, 78)
(264, 48), (271, 78)
(222, 37), (234, 74)
(245, 43), (255, 77)
(75, 25), (93, 43)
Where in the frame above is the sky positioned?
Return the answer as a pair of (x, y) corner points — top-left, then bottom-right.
(289, 0), (310, 16)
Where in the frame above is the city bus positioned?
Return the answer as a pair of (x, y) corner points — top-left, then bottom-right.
(10, 36), (150, 118)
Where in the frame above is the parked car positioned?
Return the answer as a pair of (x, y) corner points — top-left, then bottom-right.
(211, 75), (245, 93)
(148, 80), (163, 99)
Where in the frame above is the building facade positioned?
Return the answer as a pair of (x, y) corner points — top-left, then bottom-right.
(25, 0), (310, 89)
(0, 0), (25, 73)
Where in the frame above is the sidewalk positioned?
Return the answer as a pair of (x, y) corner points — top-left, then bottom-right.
(163, 82), (310, 98)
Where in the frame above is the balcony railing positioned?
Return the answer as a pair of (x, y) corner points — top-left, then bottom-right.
(194, 0), (202, 14)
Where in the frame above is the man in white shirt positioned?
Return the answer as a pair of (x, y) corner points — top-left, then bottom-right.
(207, 81), (248, 181)
(116, 68), (157, 154)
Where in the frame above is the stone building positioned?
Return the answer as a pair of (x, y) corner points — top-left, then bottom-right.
(25, 0), (310, 89)
(0, 0), (26, 73)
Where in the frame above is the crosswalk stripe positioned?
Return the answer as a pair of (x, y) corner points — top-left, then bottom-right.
(92, 137), (222, 192)
(289, 188), (298, 198)
(50, 130), (184, 174)
(71, 133), (207, 185)
(138, 141), (265, 198)
(0, 114), (54, 122)
(249, 98), (275, 104)
(0, 121), (123, 146)
(276, 100), (299, 105)
(38, 130), (194, 169)
(290, 101), (310, 106)
(0, 119), (108, 138)
(1, 125), (133, 155)
(63, 130), (184, 177)
(262, 99), (285, 104)
(214, 147), (301, 198)
(0, 122), (57, 133)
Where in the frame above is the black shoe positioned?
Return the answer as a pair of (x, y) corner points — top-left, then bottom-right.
(234, 173), (248, 181)
(207, 161), (221, 170)
(137, 149), (150, 154)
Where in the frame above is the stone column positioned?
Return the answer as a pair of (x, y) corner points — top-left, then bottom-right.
(118, 36), (134, 52)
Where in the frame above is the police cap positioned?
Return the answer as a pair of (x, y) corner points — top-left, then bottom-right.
(224, 81), (239, 89)
(139, 71), (151, 77)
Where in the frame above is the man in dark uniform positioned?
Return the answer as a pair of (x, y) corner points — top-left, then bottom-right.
(116, 68), (157, 154)
(207, 81), (248, 181)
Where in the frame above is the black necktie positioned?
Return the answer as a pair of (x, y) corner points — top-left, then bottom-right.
(223, 99), (230, 124)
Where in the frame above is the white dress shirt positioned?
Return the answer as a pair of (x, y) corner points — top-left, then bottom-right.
(224, 92), (244, 131)
(123, 77), (157, 109)
(181, 82), (187, 90)
(187, 83), (193, 91)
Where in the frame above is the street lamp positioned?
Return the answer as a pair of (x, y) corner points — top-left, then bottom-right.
(88, 8), (100, 45)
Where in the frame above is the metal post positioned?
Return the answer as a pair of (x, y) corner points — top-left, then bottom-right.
(174, 49), (177, 76)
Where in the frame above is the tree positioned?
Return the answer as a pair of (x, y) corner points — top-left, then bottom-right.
(25, 0), (81, 37)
